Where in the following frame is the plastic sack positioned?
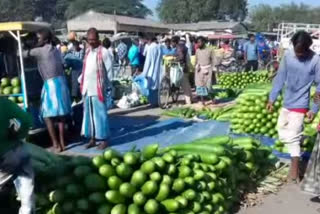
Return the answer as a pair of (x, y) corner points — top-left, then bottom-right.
(117, 96), (131, 109)
(133, 76), (149, 96)
(128, 92), (140, 105)
(170, 64), (183, 87)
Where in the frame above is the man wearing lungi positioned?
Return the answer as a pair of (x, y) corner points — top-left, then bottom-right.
(195, 36), (216, 105)
(24, 29), (71, 152)
(80, 28), (112, 150)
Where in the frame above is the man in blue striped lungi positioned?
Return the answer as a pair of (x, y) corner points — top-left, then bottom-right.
(23, 29), (71, 152)
(80, 28), (112, 150)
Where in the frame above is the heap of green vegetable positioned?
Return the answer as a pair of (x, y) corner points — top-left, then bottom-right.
(163, 105), (235, 121)
(230, 87), (282, 138)
(27, 135), (277, 214)
(230, 85), (319, 153)
(211, 87), (240, 100)
(217, 71), (270, 89)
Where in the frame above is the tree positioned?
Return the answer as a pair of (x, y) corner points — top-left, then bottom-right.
(157, 0), (247, 23)
(0, 0), (152, 28)
(65, 0), (152, 19)
(250, 3), (320, 32)
(0, 0), (36, 22)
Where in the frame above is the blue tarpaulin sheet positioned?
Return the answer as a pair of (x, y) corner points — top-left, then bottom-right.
(66, 117), (308, 160)
(66, 117), (229, 155)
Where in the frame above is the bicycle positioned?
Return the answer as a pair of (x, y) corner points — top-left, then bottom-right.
(158, 60), (184, 109)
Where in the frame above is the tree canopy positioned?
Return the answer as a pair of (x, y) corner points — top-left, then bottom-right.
(250, 3), (320, 32)
(0, 0), (152, 28)
(156, 0), (247, 23)
(65, 0), (152, 20)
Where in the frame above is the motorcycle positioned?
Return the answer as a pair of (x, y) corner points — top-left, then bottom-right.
(216, 56), (243, 73)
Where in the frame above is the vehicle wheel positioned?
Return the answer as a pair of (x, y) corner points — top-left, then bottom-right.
(235, 61), (245, 72)
(228, 61), (238, 72)
(171, 85), (180, 104)
(258, 60), (266, 70)
(158, 76), (171, 109)
(266, 60), (279, 80)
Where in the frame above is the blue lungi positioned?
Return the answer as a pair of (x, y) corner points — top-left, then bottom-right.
(81, 96), (110, 140)
(196, 86), (209, 97)
(41, 76), (71, 118)
(148, 89), (159, 107)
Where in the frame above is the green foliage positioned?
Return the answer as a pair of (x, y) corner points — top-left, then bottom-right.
(250, 3), (320, 32)
(65, 0), (152, 19)
(157, 0), (247, 23)
(0, 0), (152, 28)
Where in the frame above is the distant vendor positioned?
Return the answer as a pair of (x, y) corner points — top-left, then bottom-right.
(23, 29), (71, 152)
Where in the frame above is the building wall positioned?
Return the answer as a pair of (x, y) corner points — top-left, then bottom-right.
(117, 24), (168, 34)
(67, 19), (117, 33)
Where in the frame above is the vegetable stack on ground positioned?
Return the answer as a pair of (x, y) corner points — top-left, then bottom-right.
(230, 87), (282, 138)
(163, 104), (236, 121)
(30, 135), (277, 214)
(217, 71), (270, 89)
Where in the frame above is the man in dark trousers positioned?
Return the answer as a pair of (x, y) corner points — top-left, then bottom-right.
(244, 34), (259, 72)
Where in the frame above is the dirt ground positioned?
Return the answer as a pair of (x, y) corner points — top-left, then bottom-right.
(237, 184), (320, 214)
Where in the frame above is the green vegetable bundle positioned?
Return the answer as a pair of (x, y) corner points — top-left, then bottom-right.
(163, 105), (236, 121)
(0, 76), (23, 104)
(217, 71), (270, 89)
(32, 135), (277, 214)
(230, 88), (282, 138)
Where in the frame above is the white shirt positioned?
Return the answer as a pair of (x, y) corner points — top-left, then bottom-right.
(82, 47), (111, 96)
(143, 44), (150, 57)
(106, 48), (115, 81)
(68, 43), (73, 51)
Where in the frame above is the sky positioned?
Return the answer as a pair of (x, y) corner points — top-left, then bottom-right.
(143, 0), (320, 19)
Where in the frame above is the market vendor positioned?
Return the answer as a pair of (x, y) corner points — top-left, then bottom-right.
(267, 31), (320, 183)
(23, 29), (72, 152)
(244, 34), (259, 72)
(0, 97), (34, 214)
(64, 40), (84, 102)
(128, 38), (141, 76)
(141, 37), (163, 107)
(195, 36), (216, 105)
(80, 28), (112, 150)
(172, 36), (192, 105)
(161, 38), (176, 56)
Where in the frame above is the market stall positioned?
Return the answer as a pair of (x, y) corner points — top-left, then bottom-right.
(0, 22), (51, 132)
(0, 22), (51, 108)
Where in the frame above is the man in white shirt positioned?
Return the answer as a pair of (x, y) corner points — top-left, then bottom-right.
(80, 28), (112, 150)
